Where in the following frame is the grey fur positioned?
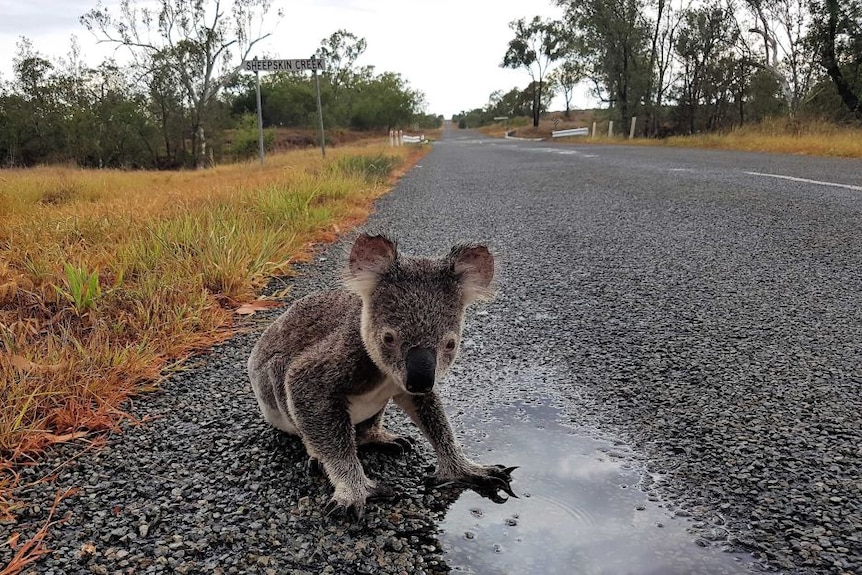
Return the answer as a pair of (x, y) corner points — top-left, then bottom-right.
(248, 234), (515, 518)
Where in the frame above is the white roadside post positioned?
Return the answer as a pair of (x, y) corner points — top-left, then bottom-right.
(629, 116), (637, 140)
(592, 121), (597, 139)
(241, 57), (327, 164)
(608, 121), (614, 138)
(494, 115), (509, 135)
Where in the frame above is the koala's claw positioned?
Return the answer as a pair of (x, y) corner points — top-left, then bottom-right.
(306, 457), (323, 477)
(393, 436), (416, 452)
(368, 483), (398, 501)
(426, 464), (518, 503)
(493, 464), (520, 476)
(324, 483), (396, 521)
(359, 435), (415, 456)
(324, 498), (365, 521)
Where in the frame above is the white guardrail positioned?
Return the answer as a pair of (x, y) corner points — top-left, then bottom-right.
(551, 127), (590, 138)
(389, 130), (424, 146)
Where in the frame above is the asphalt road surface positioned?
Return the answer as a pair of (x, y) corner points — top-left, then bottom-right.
(4, 126), (861, 575)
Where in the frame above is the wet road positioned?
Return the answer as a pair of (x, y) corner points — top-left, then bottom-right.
(375, 126), (862, 574)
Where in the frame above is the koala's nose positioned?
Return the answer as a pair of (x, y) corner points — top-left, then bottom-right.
(405, 347), (436, 394)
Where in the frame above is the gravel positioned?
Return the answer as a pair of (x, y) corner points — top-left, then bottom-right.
(3, 129), (862, 574)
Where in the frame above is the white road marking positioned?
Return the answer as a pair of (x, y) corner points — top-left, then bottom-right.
(744, 171), (862, 192)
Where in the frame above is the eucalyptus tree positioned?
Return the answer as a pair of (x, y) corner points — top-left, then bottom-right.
(502, 16), (569, 127)
(808, 0), (862, 120)
(556, 0), (652, 132)
(316, 30), (374, 127)
(550, 57), (585, 118)
(317, 30), (369, 97)
(742, 0), (814, 113)
(674, 3), (741, 132)
(81, 0), (280, 168)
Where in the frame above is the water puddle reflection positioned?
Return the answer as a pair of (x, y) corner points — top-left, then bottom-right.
(439, 397), (754, 574)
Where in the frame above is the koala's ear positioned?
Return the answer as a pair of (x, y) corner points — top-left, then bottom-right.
(450, 244), (495, 304)
(345, 234), (397, 296)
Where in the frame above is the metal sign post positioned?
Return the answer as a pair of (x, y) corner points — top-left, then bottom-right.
(313, 67), (326, 158)
(254, 59), (265, 166)
(242, 57), (327, 165)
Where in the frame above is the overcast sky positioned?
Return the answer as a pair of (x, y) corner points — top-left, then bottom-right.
(0, 0), (596, 117)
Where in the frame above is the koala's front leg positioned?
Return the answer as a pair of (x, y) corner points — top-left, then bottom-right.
(288, 384), (393, 519)
(394, 393), (517, 502)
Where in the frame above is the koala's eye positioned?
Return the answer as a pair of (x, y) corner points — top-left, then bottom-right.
(383, 332), (396, 345)
(445, 339), (457, 351)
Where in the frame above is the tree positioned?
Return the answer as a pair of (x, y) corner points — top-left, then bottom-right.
(487, 87), (532, 118)
(315, 30), (375, 128)
(348, 72), (419, 131)
(0, 37), (160, 167)
(741, 0), (814, 114)
(674, 3), (742, 132)
(809, 0), (862, 120)
(550, 57), (585, 117)
(317, 29), (368, 97)
(81, 0), (280, 168)
(557, 0), (652, 133)
(502, 16), (569, 127)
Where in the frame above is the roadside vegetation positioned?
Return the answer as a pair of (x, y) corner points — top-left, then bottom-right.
(0, 143), (425, 523)
(0, 2), (440, 170)
(458, 0), (862, 151)
(479, 114), (862, 158)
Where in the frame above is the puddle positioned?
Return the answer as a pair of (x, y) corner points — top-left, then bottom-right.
(438, 397), (754, 575)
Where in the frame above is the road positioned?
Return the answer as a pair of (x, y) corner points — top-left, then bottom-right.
(4, 126), (861, 575)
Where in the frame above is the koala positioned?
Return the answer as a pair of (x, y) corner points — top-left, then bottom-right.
(247, 233), (516, 519)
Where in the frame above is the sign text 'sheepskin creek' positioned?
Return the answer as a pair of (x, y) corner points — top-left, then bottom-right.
(242, 59), (326, 72)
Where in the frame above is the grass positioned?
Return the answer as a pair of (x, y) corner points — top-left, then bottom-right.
(641, 117), (862, 158)
(0, 143), (424, 523)
(480, 115), (862, 159)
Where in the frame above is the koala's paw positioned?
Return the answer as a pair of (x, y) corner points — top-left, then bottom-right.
(324, 482), (397, 521)
(357, 431), (416, 456)
(427, 464), (519, 504)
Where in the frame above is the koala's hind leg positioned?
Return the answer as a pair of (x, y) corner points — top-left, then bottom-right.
(356, 402), (415, 455)
(287, 378), (394, 519)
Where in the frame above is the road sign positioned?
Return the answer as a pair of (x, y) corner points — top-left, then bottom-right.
(242, 58), (326, 72)
(242, 56), (328, 163)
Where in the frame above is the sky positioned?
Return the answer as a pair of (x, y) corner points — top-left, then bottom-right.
(0, 0), (596, 117)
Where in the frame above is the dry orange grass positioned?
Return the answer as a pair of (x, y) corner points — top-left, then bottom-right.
(0, 143), (426, 521)
(485, 115), (862, 158)
(648, 118), (862, 158)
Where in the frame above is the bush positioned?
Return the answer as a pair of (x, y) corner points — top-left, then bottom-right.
(333, 153), (401, 182)
(227, 114), (275, 159)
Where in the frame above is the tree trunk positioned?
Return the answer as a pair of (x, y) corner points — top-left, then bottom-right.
(823, 0), (862, 120)
(646, 0), (666, 137)
(533, 80), (541, 127)
(196, 124), (208, 169)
